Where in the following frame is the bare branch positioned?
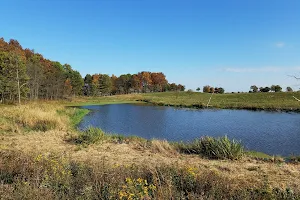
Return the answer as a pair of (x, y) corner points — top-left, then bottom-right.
(288, 75), (300, 80)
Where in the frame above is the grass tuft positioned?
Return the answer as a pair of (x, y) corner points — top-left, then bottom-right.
(151, 139), (176, 154)
(74, 127), (105, 145)
(175, 136), (244, 160)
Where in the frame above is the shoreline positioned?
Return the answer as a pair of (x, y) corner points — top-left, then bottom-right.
(68, 103), (299, 160)
(137, 99), (300, 113)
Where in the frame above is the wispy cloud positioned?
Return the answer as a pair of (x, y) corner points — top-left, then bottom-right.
(275, 42), (285, 48)
(224, 67), (300, 73)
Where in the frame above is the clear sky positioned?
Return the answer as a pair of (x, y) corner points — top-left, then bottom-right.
(1, 0), (300, 92)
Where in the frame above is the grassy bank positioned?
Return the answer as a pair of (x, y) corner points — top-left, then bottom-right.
(134, 91), (300, 111)
(1, 101), (300, 199)
(38, 91), (300, 111)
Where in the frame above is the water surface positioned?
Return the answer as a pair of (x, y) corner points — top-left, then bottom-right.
(78, 104), (300, 156)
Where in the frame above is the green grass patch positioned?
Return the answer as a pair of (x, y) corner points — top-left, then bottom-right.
(74, 127), (106, 145)
(246, 151), (274, 160)
(137, 91), (300, 111)
(174, 136), (244, 160)
(246, 151), (285, 163)
(65, 100), (140, 107)
(109, 133), (149, 145)
(57, 107), (90, 128)
(69, 108), (90, 127)
(69, 128), (148, 146)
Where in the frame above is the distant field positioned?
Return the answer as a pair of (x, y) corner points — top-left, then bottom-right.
(136, 91), (300, 111)
(63, 91), (300, 111)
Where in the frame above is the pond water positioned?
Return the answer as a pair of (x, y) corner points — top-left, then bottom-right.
(78, 104), (300, 156)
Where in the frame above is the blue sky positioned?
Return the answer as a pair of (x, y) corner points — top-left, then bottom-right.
(1, 0), (300, 92)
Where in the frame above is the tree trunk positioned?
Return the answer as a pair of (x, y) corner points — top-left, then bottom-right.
(16, 68), (21, 105)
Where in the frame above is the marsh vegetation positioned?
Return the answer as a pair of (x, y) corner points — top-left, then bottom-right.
(1, 99), (300, 199)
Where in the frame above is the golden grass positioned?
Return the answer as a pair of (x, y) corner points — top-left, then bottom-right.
(1, 103), (69, 133)
(1, 127), (300, 192)
(150, 139), (177, 155)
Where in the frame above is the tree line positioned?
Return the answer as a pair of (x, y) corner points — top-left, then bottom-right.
(195, 86), (225, 94)
(250, 85), (293, 93)
(0, 38), (185, 104)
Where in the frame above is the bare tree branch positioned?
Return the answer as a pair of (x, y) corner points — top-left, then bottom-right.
(288, 75), (300, 80)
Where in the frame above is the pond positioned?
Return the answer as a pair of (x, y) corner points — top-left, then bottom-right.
(78, 104), (300, 156)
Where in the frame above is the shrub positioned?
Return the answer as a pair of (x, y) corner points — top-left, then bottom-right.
(175, 136), (244, 160)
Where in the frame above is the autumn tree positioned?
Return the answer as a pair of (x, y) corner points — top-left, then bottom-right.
(64, 78), (72, 96)
(110, 74), (118, 95)
(177, 84), (185, 91)
(131, 74), (141, 93)
(138, 72), (152, 93)
(151, 72), (167, 92)
(0, 37), (187, 102)
(203, 85), (211, 93)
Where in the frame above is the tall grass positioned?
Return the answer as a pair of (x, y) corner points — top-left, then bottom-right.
(1, 150), (299, 200)
(1, 104), (68, 132)
(175, 136), (244, 159)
